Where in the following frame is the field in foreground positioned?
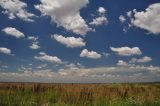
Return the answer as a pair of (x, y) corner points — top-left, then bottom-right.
(0, 83), (160, 106)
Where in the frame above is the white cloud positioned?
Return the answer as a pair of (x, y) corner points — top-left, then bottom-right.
(129, 56), (152, 63)
(39, 52), (46, 55)
(80, 49), (102, 59)
(27, 36), (38, 41)
(119, 15), (126, 23)
(110, 46), (142, 56)
(0, 64), (8, 69)
(35, 0), (91, 36)
(0, 47), (13, 55)
(0, 65), (160, 83)
(30, 43), (40, 49)
(102, 52), (109, 57)
(28, 36), (40, 50)
(36, 64), (47, 69)
(90, 7), (108, 26)
(117, 60), (131, 67)
(130, 3), (160, 34)
(126, 11), (132, 17)
(34, 52), (62, 64)
(123, 27), (128, 33)
(89, 16), (108, 26)
(52, 34), (86, 48)
(57, 65), (160, 80)
(65, 63), (84, 70)
(98, 7), (106, 14)
(2, 27), (25, 38)
(0, 0), (36, 22)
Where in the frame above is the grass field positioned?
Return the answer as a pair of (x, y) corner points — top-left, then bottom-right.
(0, 83), (160, 106)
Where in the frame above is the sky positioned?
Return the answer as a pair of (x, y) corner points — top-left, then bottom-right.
(0, 0), (160, 83)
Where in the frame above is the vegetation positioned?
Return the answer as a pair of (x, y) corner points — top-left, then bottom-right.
(0, 83), (160, 106)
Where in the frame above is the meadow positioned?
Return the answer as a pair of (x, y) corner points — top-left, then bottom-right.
(0, 83), (160, 106)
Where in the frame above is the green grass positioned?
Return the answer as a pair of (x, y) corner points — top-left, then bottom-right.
(0, 83), (160, 106)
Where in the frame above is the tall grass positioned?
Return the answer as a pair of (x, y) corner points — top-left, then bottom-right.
(0, 83), (160, 106)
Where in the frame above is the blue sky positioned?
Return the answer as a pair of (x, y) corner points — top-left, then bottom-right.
(0, 0), (160, 83)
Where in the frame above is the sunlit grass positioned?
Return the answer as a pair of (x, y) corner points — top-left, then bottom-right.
(0, 83), (160, 106)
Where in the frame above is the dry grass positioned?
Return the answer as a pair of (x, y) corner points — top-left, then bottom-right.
(0, 83), (160, 106)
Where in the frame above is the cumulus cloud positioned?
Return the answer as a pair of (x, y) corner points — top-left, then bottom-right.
(129, 56), (152, 63)
(130, 3), (160, 34)
(39, 52), (46, 55)
(0, 47), (13, 55)
(126, 11), (132, 17)
(90, 7), (108, 26)
(52, 34), (86, 48)
(34, 52), (62, 64)
(80, 49), (102, 59)
(65, 63), (84, 70)
(98, 7), (106, 14)
(119, 15), (126, 23)
(1, 65), (159, 83)
(36, 64), (47, 69)
(102, 52), (109, 57)
(117, 60), (131, 67)
(58, 65), (160, 81)
(0, 0), (36, 22)
(2, 27), (25, 38)
(35, 0), (91, 36)
(89, 16), (108, 26)
(27, 36), (38, 41)
(27, 36), (40, 49)
(30, 43), (40, 49)
(110, 46), (142, 56)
